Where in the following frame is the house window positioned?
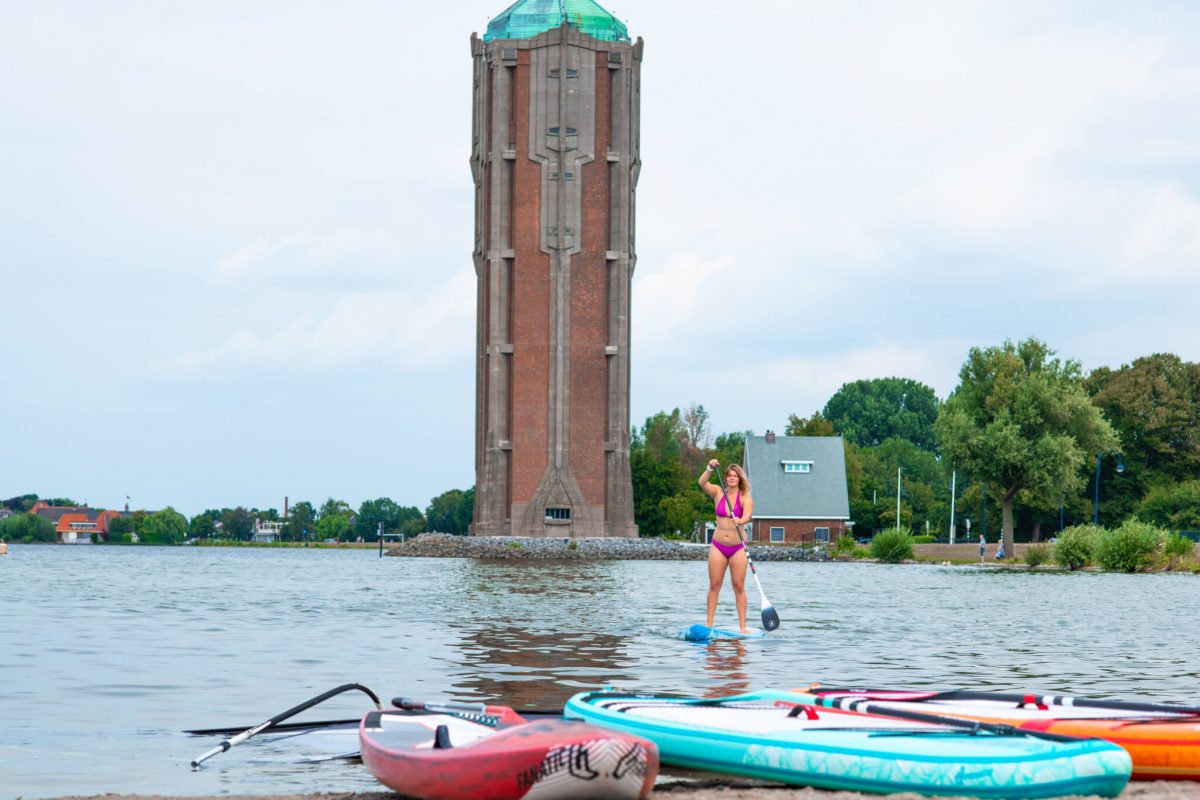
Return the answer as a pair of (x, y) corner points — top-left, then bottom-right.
(782, 461), (812, 474)
(814, 527), (830, 543)
(770, 527), (785, 543)
(545, 507), (571, 521)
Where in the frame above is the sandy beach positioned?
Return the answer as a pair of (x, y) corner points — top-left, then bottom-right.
(40, 781), (1199, 800)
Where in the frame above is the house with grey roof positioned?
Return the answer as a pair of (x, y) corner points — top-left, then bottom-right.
(743, 431), (851, 544)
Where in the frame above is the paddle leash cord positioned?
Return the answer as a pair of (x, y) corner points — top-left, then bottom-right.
(191, 682), (382, 768)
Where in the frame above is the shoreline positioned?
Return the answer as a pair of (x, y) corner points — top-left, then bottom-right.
(38, 780), (1195, 800)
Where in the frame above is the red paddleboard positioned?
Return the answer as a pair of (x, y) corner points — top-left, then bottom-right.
(359, 707), (657, 800)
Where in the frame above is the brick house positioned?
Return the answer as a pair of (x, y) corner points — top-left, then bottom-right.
(743, 432), (851, 545)
(31, 502), (124, 544)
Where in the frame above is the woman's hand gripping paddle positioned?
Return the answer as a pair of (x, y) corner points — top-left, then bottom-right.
(715, 463), (780, 631)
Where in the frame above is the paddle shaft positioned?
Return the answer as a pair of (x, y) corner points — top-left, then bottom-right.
(811, 687), (1200, 718)
(806, 696), (1084, 743)
(190, 682), (382, 767)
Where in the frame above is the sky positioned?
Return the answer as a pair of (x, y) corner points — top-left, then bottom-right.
(3, 1), (1199, 518)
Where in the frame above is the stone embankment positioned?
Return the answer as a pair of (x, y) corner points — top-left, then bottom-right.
(388, 533), (832, 561)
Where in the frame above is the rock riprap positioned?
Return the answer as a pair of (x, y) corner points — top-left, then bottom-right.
(389, 533), (829, 561)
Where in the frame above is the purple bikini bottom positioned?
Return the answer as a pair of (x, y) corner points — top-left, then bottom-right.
(711, 540), (745, 559)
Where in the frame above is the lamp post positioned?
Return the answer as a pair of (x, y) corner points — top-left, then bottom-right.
(1093, 452), (1125, 525)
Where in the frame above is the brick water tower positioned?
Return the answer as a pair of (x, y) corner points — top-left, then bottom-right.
(470, 0), (641, 538)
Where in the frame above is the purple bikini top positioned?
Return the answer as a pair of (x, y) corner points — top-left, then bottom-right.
(716, 493), (742, 519)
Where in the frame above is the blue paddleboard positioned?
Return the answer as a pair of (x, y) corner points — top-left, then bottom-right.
(678, 623), (766, 641)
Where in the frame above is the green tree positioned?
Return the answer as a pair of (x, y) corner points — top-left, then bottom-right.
(823, 377), (940, 449)
(425, 488), (474, 534)
(318, 498), (353, 520)
(44, 497), (80, 507)
(1089, 353), (1200, 524)
(1136, 481), (1200, 530)
(711, 430), (751, 469)
(189, 514), (215, 540)
(935, 338), (1119, 557)
(109, 514), (136, 540)
(785, 411), (837, 437)
(316, 514), (350, 541)
(3, 494), (39, 512)
(283, 501), (316, 541)
(357, 497), (404, 540)
(140, 507), (188, 545)
(220, 506), (255, 541)
(0, 513), (56, 542)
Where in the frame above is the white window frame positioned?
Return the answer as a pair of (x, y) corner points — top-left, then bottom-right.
(782, 460), (813, 474)
(814, 526), (830, 543)
(770, 526), (785, 543)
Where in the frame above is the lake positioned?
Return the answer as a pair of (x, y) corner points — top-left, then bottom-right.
(1, 544), (1197, 798)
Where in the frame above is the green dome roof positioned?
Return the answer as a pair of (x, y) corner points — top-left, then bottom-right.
(484, 0), (630, 43)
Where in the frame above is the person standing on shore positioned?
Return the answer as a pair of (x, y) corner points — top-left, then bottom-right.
(699, 459), (754, 633)
(979, 532), (986, 563)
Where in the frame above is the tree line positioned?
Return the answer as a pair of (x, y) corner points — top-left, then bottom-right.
(0, 488), (476, 545)
(7, 338), (1199, 553)
(630, 339), (1200, 556)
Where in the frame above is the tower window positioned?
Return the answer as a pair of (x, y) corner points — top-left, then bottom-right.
(545, 507), (571, 521)
(547, 127), (577, 136)
(548, 68), (578, 78)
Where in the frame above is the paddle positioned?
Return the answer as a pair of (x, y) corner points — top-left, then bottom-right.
(800, 695), (1087, 743)
(190, 682), (382, 767)
(804, 686), (1200, 717)
(713, 462), (780, 631)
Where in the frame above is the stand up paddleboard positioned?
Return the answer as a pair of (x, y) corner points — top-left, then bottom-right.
(678, 624), (765, 642)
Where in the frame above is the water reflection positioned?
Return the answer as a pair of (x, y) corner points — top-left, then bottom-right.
(700, 640), (751, 698)
(448, 622), (632, 707)
(444, 559), (634, 707)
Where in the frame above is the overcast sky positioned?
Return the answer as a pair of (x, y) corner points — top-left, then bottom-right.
(3, 1), (1199, 517)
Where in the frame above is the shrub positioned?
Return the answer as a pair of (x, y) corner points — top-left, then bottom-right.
(1164, 533), (1196, 560)
(832, 535), (863, 559)
(1054, 524), (1102, 570)
(1097, 519), (1164, 573)
(1024, 543), (1052, 568)
(870, 528), (914, 563)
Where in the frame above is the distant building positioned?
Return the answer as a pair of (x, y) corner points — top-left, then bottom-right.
(253, 519), (283, 543)
(31, 502), (125, 544)
(743, 432), (851, 545)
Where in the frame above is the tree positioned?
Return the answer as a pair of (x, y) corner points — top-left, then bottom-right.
(425, 488), (474, 534)
(318, 498), (353, 520)
(0, 513), (56, 542)
(823, 378), (940, 449)
(935, 338), (1118, 556)
(357, 497), (403, 540)
(316, 514), (350, 541)
(785, 411), (836, 437)
(3, 494), (39, 512)
(108, 514), (136, 541)
(1136, 481), (1200, 530)
(141, 507), (188, 544)
(220, 506), (255, 541)
(1089, 353), (1200, 525)
(189, 515), (215, 540)
(283, 501), (316, 542)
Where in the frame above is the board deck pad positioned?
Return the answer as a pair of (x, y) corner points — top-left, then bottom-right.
(678, 624), (765, 641)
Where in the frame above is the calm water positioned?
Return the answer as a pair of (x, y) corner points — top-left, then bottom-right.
(1, 544), (1197, 799)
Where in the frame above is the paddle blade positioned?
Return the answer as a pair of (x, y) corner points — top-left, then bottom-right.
(761, 604), (780, 631)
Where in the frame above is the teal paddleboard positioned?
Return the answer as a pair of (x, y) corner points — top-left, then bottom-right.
(564, 689), (1131, 798)
(678, 624), (765, 641)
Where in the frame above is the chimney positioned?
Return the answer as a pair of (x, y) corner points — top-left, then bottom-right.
(284, 496), (289, 519)
(765, 430), (776, 444)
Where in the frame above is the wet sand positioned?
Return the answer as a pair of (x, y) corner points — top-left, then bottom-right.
(40, 780), (1197, 800)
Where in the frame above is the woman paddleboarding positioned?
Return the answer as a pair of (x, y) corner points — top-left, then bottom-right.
(699, 459), (754, 633)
